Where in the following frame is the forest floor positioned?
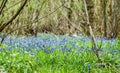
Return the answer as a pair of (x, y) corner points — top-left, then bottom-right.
(0, 33), (120, 73)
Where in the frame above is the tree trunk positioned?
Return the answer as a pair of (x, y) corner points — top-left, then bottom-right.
(86, 0), (94, 25)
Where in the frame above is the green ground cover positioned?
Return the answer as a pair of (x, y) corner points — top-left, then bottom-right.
(0, 34), (120, 73)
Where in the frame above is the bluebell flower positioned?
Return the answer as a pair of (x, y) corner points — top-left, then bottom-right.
(0, 37), (2, 42)
(110, 38), (115, 42)
(77, 46), (84, 52)
(51, 48), (56, 52)
(88, 64), (91, 70)
(61, 38), (67, 43)
(8, 47), (12, 50)
(112, 50), (119, 53)
(26, 49), (32, 53)
(103, 37), (107, 40)
(80, 38), (88, 42)
(44, 49), (51, 53)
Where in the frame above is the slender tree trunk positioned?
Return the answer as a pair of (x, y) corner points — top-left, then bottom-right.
(85, 0), (94, 36)
(86, 0), (94, 25)
(103, 0), (107, 37)
(83, 0), (102, 62)
(67, 0), (74, 35)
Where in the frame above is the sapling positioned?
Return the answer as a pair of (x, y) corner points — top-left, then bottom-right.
(83, 0), (102, 63)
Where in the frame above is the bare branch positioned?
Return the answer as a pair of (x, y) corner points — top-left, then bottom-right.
(4, 1), (22, 12)
(0, 0), (8, 15)
(34, 3), (64, 23)
(0, 0), (28, 32)
(0, 2), (64, 44)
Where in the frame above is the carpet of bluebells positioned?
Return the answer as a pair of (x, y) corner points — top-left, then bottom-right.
(0, 33), (120, 73)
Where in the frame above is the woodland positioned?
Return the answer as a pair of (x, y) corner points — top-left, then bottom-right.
(0, 0), (120, 73)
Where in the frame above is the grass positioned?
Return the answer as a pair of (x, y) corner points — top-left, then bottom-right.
(0, 33), (120, 73)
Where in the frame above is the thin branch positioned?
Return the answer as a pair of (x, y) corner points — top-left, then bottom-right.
(4, 0), (32, 12)
(0, 0), (28, 32)
(34, 3), (64, 23)
(0, 2), (64, 44)
(0, 0), (8, 15)
(4, 1), (22, 12)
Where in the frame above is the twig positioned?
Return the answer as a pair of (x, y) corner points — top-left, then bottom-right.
(0, 0), (8, 15)
(34, 3), (64, 23)
(4, 1), (22, 12)
(0, 2), (64, 44)
(0, 0), (28, 32)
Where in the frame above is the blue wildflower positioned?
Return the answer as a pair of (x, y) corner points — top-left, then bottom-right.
(112, 50), (119, 53)
(88, 64), (91, 70)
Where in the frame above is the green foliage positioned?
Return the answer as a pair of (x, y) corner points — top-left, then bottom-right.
(0, 38), (120, 73)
